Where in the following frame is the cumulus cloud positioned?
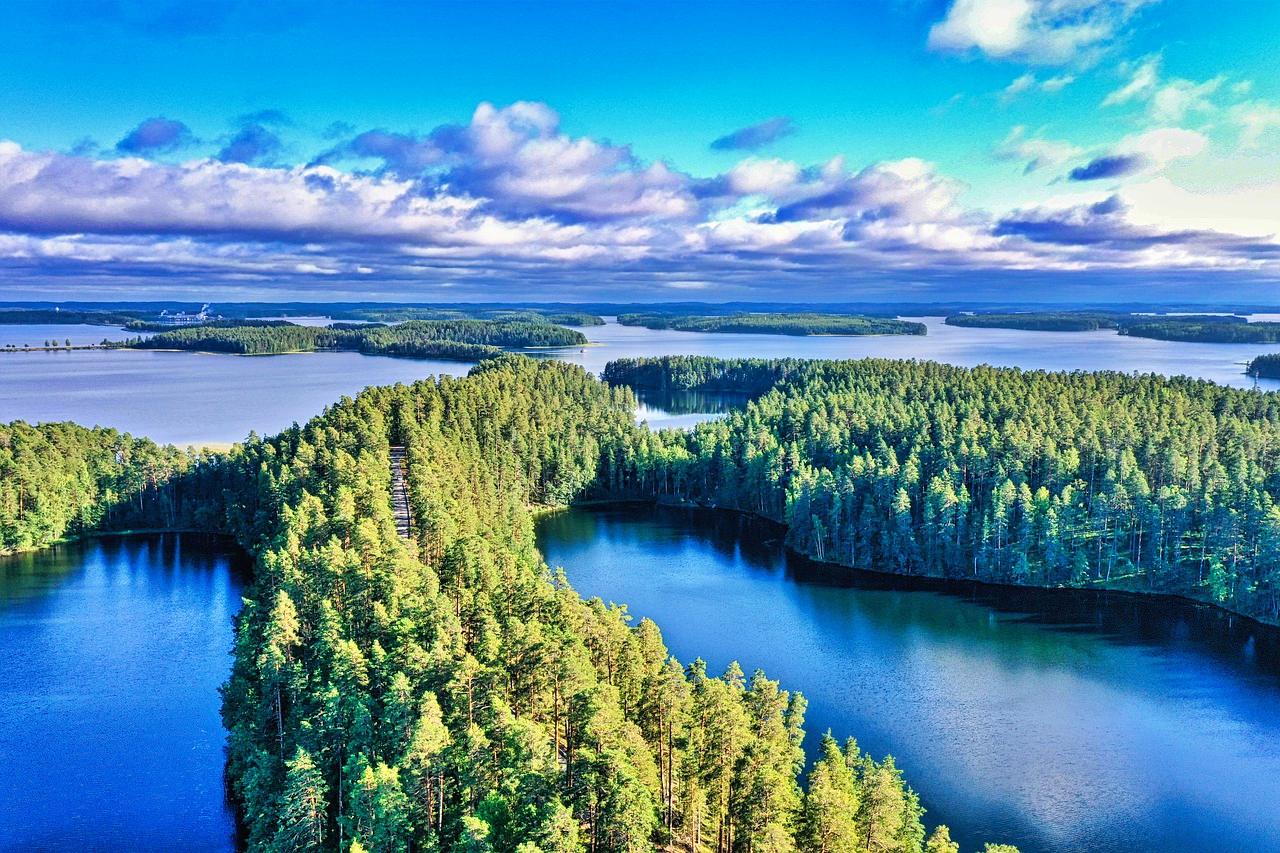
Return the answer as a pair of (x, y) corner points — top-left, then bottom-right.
(320, 102), (697, 224)
(928, 0), (1152, 64)
(710, 117), (796, 151)
(0, 100), (1274, 293)
(116, 117), (195, 154)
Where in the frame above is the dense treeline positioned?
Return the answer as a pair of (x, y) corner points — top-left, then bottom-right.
(123, 319), (587, 359)
(943, 313), (1123, 332)
(603, 356), (805, 395)
(944, 313), (1251, 334)
(602, 357), (1280, 624)
(1120, 319), (1275, 343)
(0, 421), (222, 553)
(1247, 353), (1280, 379)
(338, 308), (606, 326)
(616, 313), (927, 337)
(217, 357), (994, 852)
(0, 308), (143, 326)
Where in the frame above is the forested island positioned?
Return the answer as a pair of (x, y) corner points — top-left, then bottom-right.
(118, 319), (587, 359)
(616, 313), (927, 336)
(1247, 353), (1280, 379)
(943, 312), (1253, 336)
(943, 312), (1124, 332)
(2, 358), (1009, 852)
(606, 355), (1280, 623)
(1120, 320), (1280, 343)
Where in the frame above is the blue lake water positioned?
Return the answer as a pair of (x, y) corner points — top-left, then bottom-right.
(4, 316), (1280, 444)
(536, 504), (1280, 853)
(0, 535), (247, 851)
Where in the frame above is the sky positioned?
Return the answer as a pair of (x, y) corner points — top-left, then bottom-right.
(0, 0), (1278, 304)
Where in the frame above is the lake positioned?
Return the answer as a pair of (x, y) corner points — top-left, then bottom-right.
(535, 504), (1280, 853)
(8, 316), (1280, 446)
(0, 535), (247, 851)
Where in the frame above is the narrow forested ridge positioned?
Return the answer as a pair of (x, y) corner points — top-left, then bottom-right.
(123, 318), (587, 358)
(214, 358), (983, 852)
(616, 313), (926, 337)
(606, 356), (1280, 623)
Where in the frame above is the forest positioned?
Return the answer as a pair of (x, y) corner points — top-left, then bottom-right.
(943, 312), (1123, 331)
(616, 313), (927, 337)
(121, 319), (587, 359)
(1, 357), (1008, 852)
(1247, 353), (1280, 379)
(944, 312), (1252, 334)
(1120, 319), (1279, 343)
(603, 356), (1280, 624)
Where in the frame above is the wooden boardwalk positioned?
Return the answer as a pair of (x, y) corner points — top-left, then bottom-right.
(389, 446), (412, 539)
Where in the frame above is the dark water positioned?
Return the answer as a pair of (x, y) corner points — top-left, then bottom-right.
(535, 504), (1280, 853)
(0, 535), (248, 851)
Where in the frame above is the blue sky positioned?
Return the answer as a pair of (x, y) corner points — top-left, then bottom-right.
(0, 0), (1277, 302)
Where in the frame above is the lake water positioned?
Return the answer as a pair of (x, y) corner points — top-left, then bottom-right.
(5, 316), (1280, 445)
(0, 535), (247, 851)
(535, 504), (1280, 853)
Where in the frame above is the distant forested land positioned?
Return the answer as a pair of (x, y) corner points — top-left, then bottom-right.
(1, 358), (1001, 852)
(1121, 320), (1280, 343)
(943, 312), (1124, 331)
(0, 309), (145, 326)
(944, 312), (1251, 334)
(120, 318), (587, 358)
(1247, 353), (1280, 378)
(603, 356), (1280, 624)
(617, 312), (928, 336)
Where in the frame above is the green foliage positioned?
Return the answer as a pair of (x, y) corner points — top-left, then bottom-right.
(1247, 353), (1280, 379)
(616, 313), (927, 337)
(1121, 319), (1275, 343)
(0, 421), (210, 553)
(212, 356), (1007, 852)
(603, 356), (1280, 624)
(122, 318), (587, 359)
(0, 308), (143, 325)
(943, 313), (1123, 332)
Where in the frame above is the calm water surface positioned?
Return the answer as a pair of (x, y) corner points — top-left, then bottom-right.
(0, 535), (247, 851)
(5, 316), (1280, 444)
(536, 504), (1280, 853)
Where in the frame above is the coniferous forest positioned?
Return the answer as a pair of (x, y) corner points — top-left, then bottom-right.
(603, 356), (1280, 623)
(18, 351), (1280, 848)
(2, 356), (1012, 852)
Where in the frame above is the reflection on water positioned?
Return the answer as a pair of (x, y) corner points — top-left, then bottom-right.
(0, 535), (247, 851)
(536, 504), (1280, 853)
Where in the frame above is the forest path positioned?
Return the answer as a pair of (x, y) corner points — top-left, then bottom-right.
(390, 445), (412, 539)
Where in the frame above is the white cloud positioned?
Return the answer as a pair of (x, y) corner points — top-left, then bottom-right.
(1103, 57), (1224, 122)
(1102, 55), (1160, 106)
(996, 125), (1084, 171)
(1150, 75), (1223, 122)
(1230, 100), (1280, 149)
(1001, 72), (1077, 102)
(929, 0), (1152, 64)
(1115, 127), (1207, 167)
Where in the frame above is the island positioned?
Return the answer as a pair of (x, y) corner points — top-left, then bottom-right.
(616, 312), (927, 336)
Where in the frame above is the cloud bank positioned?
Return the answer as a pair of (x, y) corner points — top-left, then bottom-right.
(0, 100), (1275, 298)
